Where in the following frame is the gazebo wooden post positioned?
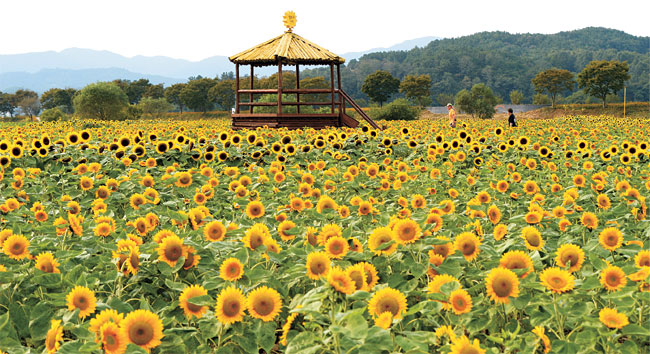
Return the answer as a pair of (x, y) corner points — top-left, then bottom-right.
(277, 62), (283, 115)
(330, 63), (335, 114)
(296, 64), (300, 114)
(337, 64), (343, 116)
(235, 64), (240, 114)
(249, 65), (254, 113)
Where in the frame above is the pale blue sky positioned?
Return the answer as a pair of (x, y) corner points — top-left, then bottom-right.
(1, 0), (648, 61)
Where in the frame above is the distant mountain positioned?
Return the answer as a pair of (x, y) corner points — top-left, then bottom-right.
(341, 36), (441, 61)
(0, 68), (183, 93)
(0, 37), (441, 93)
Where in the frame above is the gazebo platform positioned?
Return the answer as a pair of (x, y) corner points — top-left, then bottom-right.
(228, 12), (379, 130)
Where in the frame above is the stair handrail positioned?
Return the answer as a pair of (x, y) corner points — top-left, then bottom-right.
(339, 89), (381, 130)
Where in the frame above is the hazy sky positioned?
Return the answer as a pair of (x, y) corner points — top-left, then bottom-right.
(2, 0), (648, 61)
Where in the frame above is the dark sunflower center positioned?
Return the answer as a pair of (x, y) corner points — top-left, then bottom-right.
(254, 298), (273, 316)
(223, 299), (241, 317)
(165, 245), (182, 261)
(183, 252), (194, 268)
(526, 234), (540, 247)
(349, 271), (364, 290)
(41, 262), (54, 273)
(378, 298), (399, 316)
(493, 277), (513, 297)
(186, 298), (203, 313)
(461, 242), (475, 256)
(310, 261), (325, 274)
(74, 296), (88, 310)
(129, 323), (154, 345)
(550, 276), (566, 288)
(434, 245), (449, 257)
(562, 253), (576, 265)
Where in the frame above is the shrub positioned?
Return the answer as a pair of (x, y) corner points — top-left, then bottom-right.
(369, 98), (419, 121)
(40, 107), (67, 122)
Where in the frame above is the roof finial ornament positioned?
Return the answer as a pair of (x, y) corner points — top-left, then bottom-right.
(283, 11), (297, 32)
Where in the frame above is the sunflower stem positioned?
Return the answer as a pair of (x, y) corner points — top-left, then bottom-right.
(552, 293), (565, 340)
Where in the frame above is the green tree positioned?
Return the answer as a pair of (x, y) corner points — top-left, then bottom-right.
(143, 84), (164, 99)
(164, 83), (186, 114)
(300, 76), (329, 103)
(369, 98), (419, 121)
(577, 60), (630, 107)
(454, 83), (499, 119)
(41, 88), (77, 113)
(532, 93), (551, 105)
(0, 91), (14, 117)
(180, 78), (216, 113)
(509, 90), (525, 105)
(73, 82), (129, 120)
(436, 93), (455, 106)
(137, 97), (173, 118)
(125, 79), (153, 104)
(531, 68), (575, 108)
(399, 74), (432, 107)
(361, 70), (400, 107)
(208, 80), (235, 110)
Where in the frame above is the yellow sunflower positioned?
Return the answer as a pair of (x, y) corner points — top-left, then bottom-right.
(346, 263), (369, 291)
(179, 284), (209, 319)
(327, 266), (355, 294)
(448, 289), (472, 315)
(599, 227), (623, 252)
(393, 218), (422, 244)
(367, 287), (408, 319)
(100, 322), (128, 354)
(555, 244), (585, 272)
(636, 250), (650, 268)
(325, 236), (349, 259)
(89, 309), (124, 339)
(246, 286), (282, 322)
(600, 265), (627, 292)
(2, 234), (30, 260)
(493, 224), (508, 241)
(361, 262), (380, 289)
(539, 267), (575, 294)
(66, 285), (97, 319)
(120, 309), (164, 350)
(216, 286), (246, 325)
(156, 234), (186, 267)
(499, 250), (534, 278)
(175, 171), (193, 188)
(245, 200), (265, 219)
(374, 311), (393, 329)
(34, 251), (61, 273)
(599, 308), (629, 329)
(306, 251), (330, 280)
(449, 335), (485, 354)
(368, 227), (397, 256)
(485, 267), (520, 304)
(220, 258), (244, 282)
(45, 319), (64, 354)
(521, 226), (544, 251)
(454, 232), (481, 261)
(580, 212), (598, 230)
(203, 220), (227, 242)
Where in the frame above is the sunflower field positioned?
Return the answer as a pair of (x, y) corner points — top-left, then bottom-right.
(0, 115), (648, 354)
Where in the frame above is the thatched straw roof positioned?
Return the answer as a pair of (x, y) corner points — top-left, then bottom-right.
(229, 31), (345, 66)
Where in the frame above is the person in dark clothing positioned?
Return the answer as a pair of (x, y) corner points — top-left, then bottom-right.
(507, 108), (517, 127)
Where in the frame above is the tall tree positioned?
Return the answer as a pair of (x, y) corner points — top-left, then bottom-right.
(531, 68), (575, 108)
(137, 97), (173, 118)
(143, 84), (164, 99)
(125, 79), (153, 104)
(18, 95), (41, 120)
(361, 70), (400, 106)
(41, 88), (77, 113)
(180, 78), (216, 113)
(73, 82), (129, 120)
(208, 80), (235, 110)
(164, 83), (186, 114)
(577, 60), (630, 108)
(399, 74), (432, 107)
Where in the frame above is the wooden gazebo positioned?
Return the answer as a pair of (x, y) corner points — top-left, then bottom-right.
(228, 12), (378, 130)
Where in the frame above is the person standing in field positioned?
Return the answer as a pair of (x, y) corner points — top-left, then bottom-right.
(507, 108), (518, 127)
(447, 103), (456, 128)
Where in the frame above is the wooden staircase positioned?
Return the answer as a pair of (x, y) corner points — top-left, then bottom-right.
(339, 89), (380, 130)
